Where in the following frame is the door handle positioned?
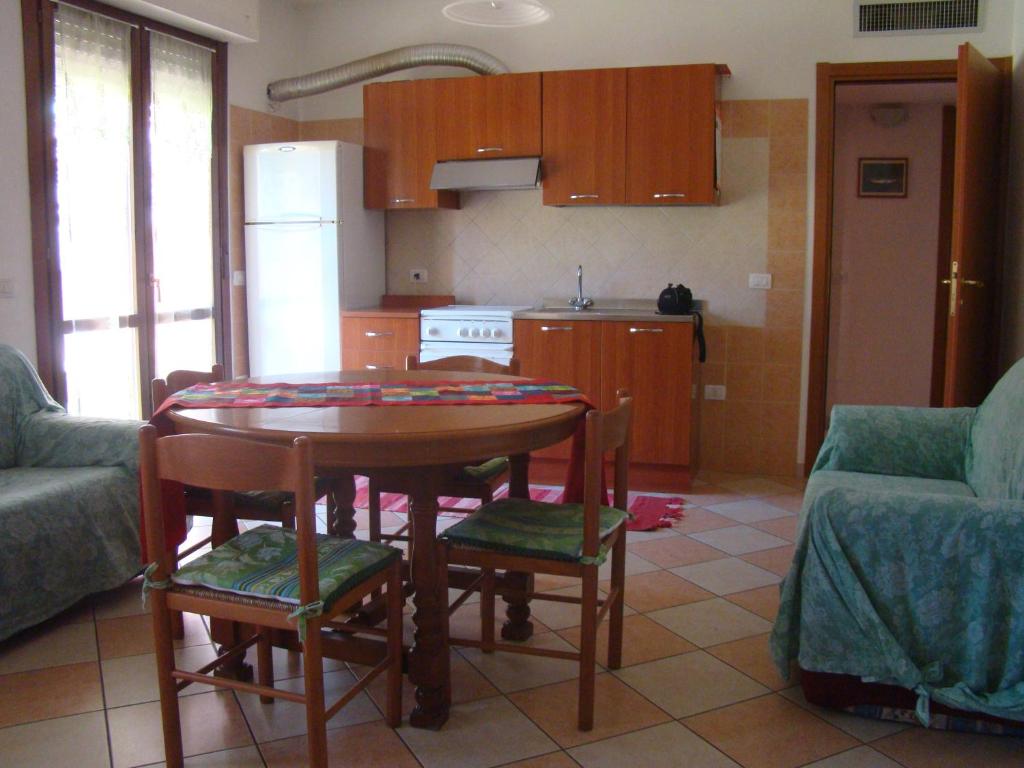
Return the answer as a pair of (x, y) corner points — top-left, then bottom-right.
(629, 327), (664, 333)
(364, 331), (393, 337)
(569, 194), (599, 200)
(476, 146), (504, 153)
(364, 364), (393, 370)
(540, 325), (573, 332)
(653, 193), (686, 199)
(390, 198), (415, 204)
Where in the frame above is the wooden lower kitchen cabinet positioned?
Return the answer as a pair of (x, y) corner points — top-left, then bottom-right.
(340, 310), (419, 371)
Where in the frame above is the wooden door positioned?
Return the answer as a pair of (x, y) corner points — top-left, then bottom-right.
(601, 321), (695, 465)
(541, 69), (627, 206)
(943, 43), (1005, 406)
(626, 65), (717, 205)
(363, 80), (458, 210)
(435, 73), (542, 160)
(513, 319), (601, 459)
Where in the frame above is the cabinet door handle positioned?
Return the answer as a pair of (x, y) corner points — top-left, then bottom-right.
(364, 330), (393, 337)
(476, 146), (504, 153)
(364, 364), (393, 370)
(568, 193), (599, 200)
(652, 193), (686, 199)
(390, 198), (415, 204)
(540, 325), (573, 332)
(629, 327), (664, 334)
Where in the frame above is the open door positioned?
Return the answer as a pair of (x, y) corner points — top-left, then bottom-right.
(943, 43), (1005, 406)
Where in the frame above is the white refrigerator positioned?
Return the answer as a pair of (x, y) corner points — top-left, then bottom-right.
(244, 140), (384, 377)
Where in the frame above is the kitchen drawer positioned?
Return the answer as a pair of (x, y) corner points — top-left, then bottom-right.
(341, 316), (419, 353)
(341, 348), (409, 372)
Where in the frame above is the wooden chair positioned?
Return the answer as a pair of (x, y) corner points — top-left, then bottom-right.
(366, 354), (521, 546)
(439, 390), (632, 731)
(140, 426), (403, 768)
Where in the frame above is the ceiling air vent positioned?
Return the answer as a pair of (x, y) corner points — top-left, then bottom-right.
(855, 0), (982, 35)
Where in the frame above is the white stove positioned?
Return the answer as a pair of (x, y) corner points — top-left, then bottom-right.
(420, 305), (531, 365)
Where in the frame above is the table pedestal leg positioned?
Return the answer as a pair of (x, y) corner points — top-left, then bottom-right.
(324, 473), (357, 539)
(407, 470), (450, 729)
(502, 453), (535, 642)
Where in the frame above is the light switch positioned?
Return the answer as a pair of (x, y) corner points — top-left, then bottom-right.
(704, 384), (726, 401)
(748, 273), (772, 290)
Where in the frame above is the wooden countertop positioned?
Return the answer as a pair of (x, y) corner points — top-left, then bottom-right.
(341, 307), (421, 319)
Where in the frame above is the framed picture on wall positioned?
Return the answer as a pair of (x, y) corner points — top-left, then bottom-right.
(858, 158), (908, 197)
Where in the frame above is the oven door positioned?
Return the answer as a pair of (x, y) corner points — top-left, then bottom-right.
(418, 341), (515, 366)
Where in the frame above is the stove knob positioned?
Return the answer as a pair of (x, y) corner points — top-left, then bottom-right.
(470, 327), (481, 338)
(492, 328), (503, 339)
(481, 327), (492, 338)
(427, 327), (440, 336)
(458, 327), (469, 338)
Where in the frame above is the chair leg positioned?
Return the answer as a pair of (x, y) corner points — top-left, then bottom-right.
(578, 565), (599, 732)
(386, 561), (404, 728)
(257, 627), (275, 703)
(282, 500), (296, 531)
(301, 623), (329, 768)
(150, 592), (184, 768)
(169, 550), (184, 641)
(480, 569), (496, 653)
(607, 531), (626, 670)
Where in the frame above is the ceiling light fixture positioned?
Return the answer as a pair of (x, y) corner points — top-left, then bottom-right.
(442, 0), (552, 28)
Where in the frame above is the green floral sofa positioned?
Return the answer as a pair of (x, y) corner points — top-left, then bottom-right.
(771, 356), (1024, 726)
(0, 344), (142, 641)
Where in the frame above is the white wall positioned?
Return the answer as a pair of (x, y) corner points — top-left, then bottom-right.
(227, 0), (306, 119)
(101, 0), (259, 42)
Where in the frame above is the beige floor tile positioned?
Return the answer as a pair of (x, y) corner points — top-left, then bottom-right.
(739, 546), (796, 576)
(777, 686), (908, 742)
(498, 752), (579, 768)
(102, 645), (220, 708)
(97, 612), (208, 660)
(684, 694), (858, 768)
(690, 525), (790, 556)
(0, 661), (103, 728)
(0, 710), (110, 768)
(627, 536), (728, 568)
(525, 585), (633, 631)
(614, 650), (768, 718)
(0, 620), (97, 675)
(647, 598), (772, 647)
(724, 586), (781, 621)
(717, 477), (795, 497)
(750, 516), (800, 542)
(261, 720), (419, 767)
(533, 573), (579, 591)
(705, 499), (794, 524)
(509, 673), (671, 749)
(597, 551), (660, 580)
(680, 486), (745, 508)
(664, 507), (739, 534)
(569, 721), (740, 767)
(108, 690), (253, 768)
(251, 644), (348, 683)
(449, 599), (550, 641)
(461, 631), (581, 693)
(671, 558), (780, 596)
(872, 726), (1024, 767)
(706, 633), (791, 691)
(137, 745), (266, 766)
(46, 599), (95, 627)
(93, 577), (149, 620)
(364, 651), (500, 716)
(603, 569), (713, 613)
(557, 614), (696, 668)
(625, 526), (683, 543)
(760, 493), (805, 514)
(398, 694), (558, 768)
(236, 667), (380, 743)
(801, 745), (902, 767)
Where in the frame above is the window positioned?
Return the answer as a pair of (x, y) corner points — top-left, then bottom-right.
(22, 0), (228, 418)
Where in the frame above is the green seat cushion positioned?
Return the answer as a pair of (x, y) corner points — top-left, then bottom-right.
(172, 525), (398, 608)
(442, 497), (627, 563)
(458, 456), (509, 482)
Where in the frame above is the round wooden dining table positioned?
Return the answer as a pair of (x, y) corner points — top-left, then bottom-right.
(166, 369), (585, 729)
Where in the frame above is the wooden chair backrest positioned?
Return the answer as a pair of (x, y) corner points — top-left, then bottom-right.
(582, 388), (633, 560)
(406, 354), (520, 376)
(139, 426), (320, 605)
(152, 364), (225, 410)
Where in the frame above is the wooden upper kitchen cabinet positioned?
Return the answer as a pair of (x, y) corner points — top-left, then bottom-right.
(541, 68), (627, 206)
(513, 318), (602, 459)
(363, 79), (458, 210)
(600, 320), (697, 466)
(341, 311), (420, 371)
(434, 73), (542, 161)
(626, 64), (719, 205)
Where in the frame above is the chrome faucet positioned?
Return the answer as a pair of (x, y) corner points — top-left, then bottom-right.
(568, 264), (593, 311)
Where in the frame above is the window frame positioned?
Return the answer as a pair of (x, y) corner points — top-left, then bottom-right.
(20, 0), (230, 414)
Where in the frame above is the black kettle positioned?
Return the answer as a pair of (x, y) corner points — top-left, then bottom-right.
(657, 283), (694, 315)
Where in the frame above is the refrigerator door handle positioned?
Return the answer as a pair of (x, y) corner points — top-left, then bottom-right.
(244, 222), (329, 231)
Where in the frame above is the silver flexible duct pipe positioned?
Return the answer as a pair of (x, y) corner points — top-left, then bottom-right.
(267, 44), (509, 102)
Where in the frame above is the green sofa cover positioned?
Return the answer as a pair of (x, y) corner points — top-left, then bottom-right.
(771, 357), (1024, 724)
(0, 344), (142, 640)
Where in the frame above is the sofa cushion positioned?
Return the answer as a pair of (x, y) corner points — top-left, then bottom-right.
(804, 470), (977, 519)
(967, 356), (1024, 500)
(0, 345), (64, 469)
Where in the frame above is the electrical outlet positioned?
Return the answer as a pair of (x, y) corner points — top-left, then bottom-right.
(0, 279), (13, 299)
(704, 384), (726, 401)
(409, 268), (428, 284)
(748, 272), (772, 290)
(232, 270), (246, 287)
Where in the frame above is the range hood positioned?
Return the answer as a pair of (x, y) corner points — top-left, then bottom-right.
(429, 157), (540, 191)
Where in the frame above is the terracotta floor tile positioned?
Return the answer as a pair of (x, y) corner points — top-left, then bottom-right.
(671, 557), (780, 596)
(690, 525), (790, 556)
(364, 651), (499, 716)
(0, 661), (103, 728)
(557, 614), (696, 668)
(568, 721), (740, 767)
(526, 585), (633, 631)
(92, 576), (149, 620)
(750, 516), (800, 542)
(0, 620), (97, 675)
(102, 645), (222, 708)
(664, 507), (739, 534)
(461, 631), (581, 693)
(717, 477), (795, 497)
(684, 694), (858, 768)
(601, 569), (713, 613)
(0, 710), (109, 768)
(872, 726), (1024, 767)
(499, 752), (580, 768)
(45, 599), (95, 628)
(724, 585), (781, 621)
(97, 611), (208, 659)
(802, 745), (901, 767)
(778, 686), (908, 742)
(598, 551), (660, 580)
(108, 690), (252, 768)
(166, 745), (265, 766)
(647, 598), (772, 647)
(706, 633), (791, 690)
(614, 650), (768, 718)
(627, 536), (729, 568)
(509, 673), (671, 748)
(261, 719), (419, 767)
(739, 545), (796, 577)
(761, 493), (805, 515)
